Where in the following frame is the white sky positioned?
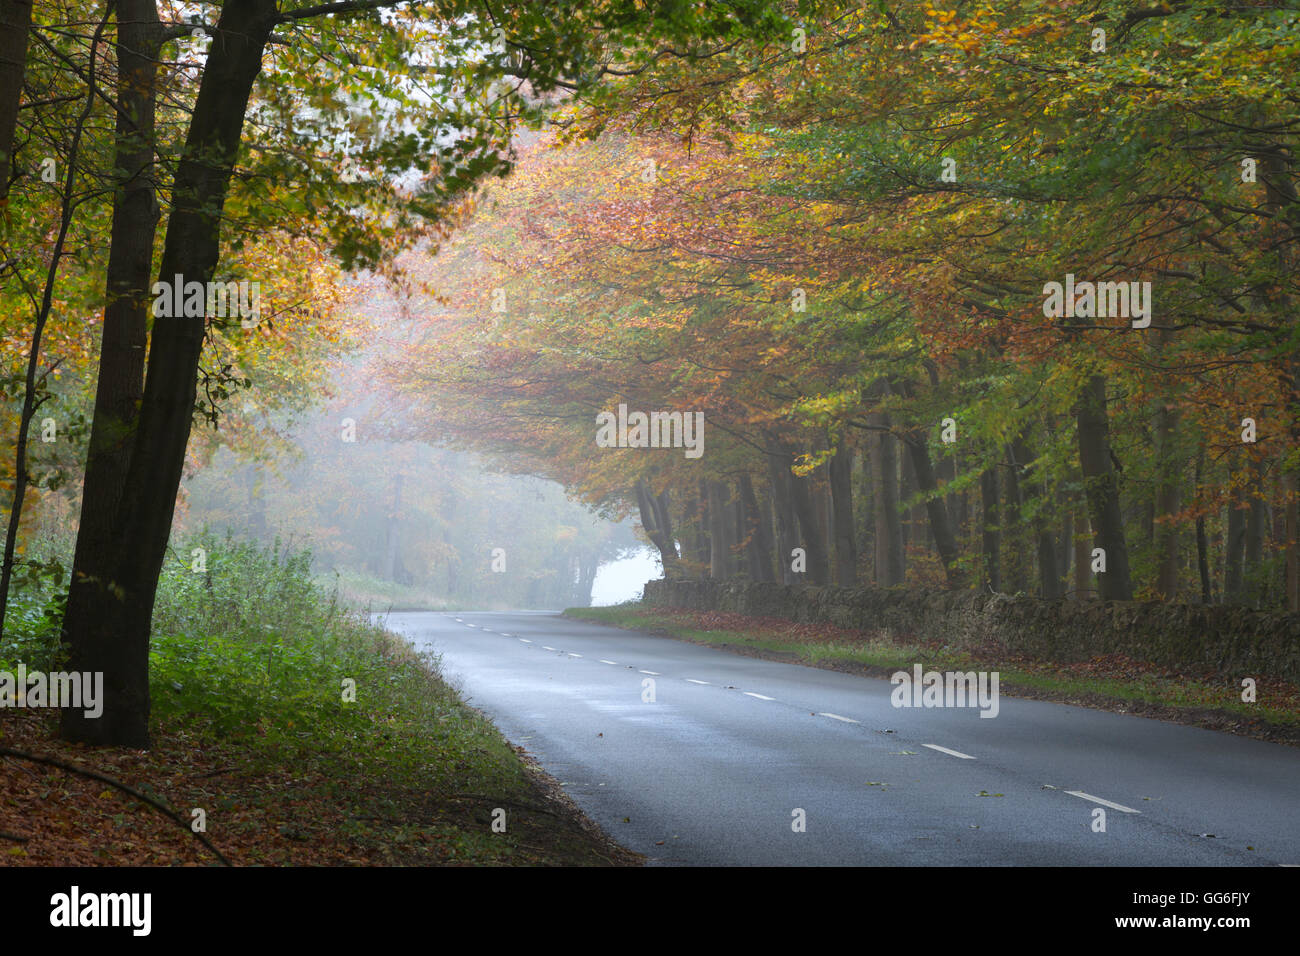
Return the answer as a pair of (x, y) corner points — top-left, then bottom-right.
(590, 547), (661, 606)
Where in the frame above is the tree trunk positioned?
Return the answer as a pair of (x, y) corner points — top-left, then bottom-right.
(765, 440), (798, 584)
(739, 472), (775, 582)
(829, 447), (857, 586)
(1195, 448), (1212, 604)
(1057, 485), (1073, 587)
(901, 432), (964, 587)
(788, 463), (831, 585)
(869, 415), (904, 586)
(707, 480), (732, 580)
(0, 0), (32, 203)
(1225, 492), (1246, 603)
(68, 0), (162, 617)
(60, 0), (281, 747)
(1153, 401), (1181, 599)
(683, 483), (708, 578)
(980, 468), (1000, 593)
(635, 478), (678, 575)
(1075, 375), (1133, 600)
(1009, 437), (1060, 599)
(1000, 447), (1029, 593)
(1244, 472), (1267, 608)
(1073, 498), (1093, 600)
(729, 492), (745, 577)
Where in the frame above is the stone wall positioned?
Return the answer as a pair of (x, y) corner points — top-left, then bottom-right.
(642, 579), (1300, 684)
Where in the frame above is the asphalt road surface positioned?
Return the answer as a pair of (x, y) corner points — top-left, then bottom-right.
(383, 610), (1300, 866)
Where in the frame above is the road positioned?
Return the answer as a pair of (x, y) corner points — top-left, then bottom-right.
(382, 610), (1300, 866)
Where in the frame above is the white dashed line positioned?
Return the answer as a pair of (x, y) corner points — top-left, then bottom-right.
(599, 660), (619, 665)
(454, 618), (463, 622)
(639, 670), (659, 676)
(1064, 791), (1141, 814)
(743, 692), (775, 701)
(568, 653), (582, 658)
(818, 712), (859, 724)
(542, 646), (556, 651)
(923, 744), (975, 759)
(501, 633), (514, 637)
(685, 679), (710, 685)
(519, 639), (531, 644)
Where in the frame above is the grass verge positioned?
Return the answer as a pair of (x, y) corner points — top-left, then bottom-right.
(567, 603), (1300, 747)
(0, 537), (637, 866)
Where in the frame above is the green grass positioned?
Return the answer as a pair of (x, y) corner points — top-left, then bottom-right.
(143, 534), (537, 861)
(2, 533), (598, 864)
(568, 603), (1300, 732)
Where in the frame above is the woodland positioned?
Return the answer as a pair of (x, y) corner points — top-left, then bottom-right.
(1, 0), (1297, 752)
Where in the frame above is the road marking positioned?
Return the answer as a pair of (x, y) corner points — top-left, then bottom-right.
(599, 660), (619, 665)
(743, 692), (775, 701)
(568, 653), (582, 658)
(923, 744), (975, 759)
(454, 618), (463, 622)
(501, 633), (514, 637)
(639, 670), (659, 676)
(685, 679), (710, 685)
(819, 712), (859, 724)
(519, 639), (531, 643)
(1065, 791), (1141, 814)
(542, 646), (556, 651)
(465, 623), (478, 628)
(481, 629), (494, 633)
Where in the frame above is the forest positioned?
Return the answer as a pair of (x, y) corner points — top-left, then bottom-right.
(0, 0), (1297, 754)
(396, 1), (1300, 616)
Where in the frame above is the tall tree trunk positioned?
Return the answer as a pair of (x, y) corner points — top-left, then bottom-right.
(829, 446), (857, 586)
(1244, 470), (1267, 608)
(1263, 150), (1299, 611)
(683, 483), (708, 578)
(901, 432), (964, 587)
(739, 472), (774, 582)
(1057, 484), (1073, 587)
(789, 463), (831, 585)
(1075, 374), (1133, 601)
(765, 439), (798, 584)
(1153, 401), (1182, 599)
(1000, 446), (1029, 593)
(980, 468), (1000, 592)
(869, 415), (904, 586)
(1073, 498), (1093, 600)
(1225, 486), (1246, 603)
(1009, 437), (1060, 599)
(67, 0), (162, 625)
(898, 443), (915, 552)
(707, 480), (732, 580)
(0, 0), (32, 203)
(60, 0), (281, 747)
(729, 492), (745, 577)
(635, 478), (678, 575)
(1195, 448), (1212, 604)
